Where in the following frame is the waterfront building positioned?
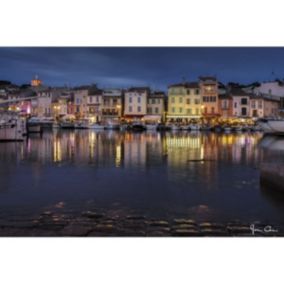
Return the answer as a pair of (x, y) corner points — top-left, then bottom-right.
(199, 76), (219, 118)
(145, 91), (166, 123)
(218, 93), (233, 118)
(123, 87), (149, 122)
(101, 89), (123, 123)
(230, 88), (251, 117)
(73, 88), (88, 119)
(249, 94), (280, 118)
(34, 91), (53, 117)
(87, 87), (103, 123)
(167, 82), (201, 123)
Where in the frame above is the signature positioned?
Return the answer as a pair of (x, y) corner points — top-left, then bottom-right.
(250, 224), (279, 235)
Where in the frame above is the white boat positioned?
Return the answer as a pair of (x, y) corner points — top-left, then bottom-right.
(180, 125), (189, 131)
(223, 126), (232, 133)
(188, 124), (200, 131)
(74, 120), (89, 129)
(146, 124), (157, 131)
(104, 121), (120, 130)
(60, 121), (75, 129)
(258, 118), (284, 135)
(168, 124), (179, 131)
(88, 123), (105, 130)
(0, 115), (24, 141)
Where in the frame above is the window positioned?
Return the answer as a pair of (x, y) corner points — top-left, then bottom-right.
(76, 98), (80, 104)
(234, 102), (237, 108)
(151, 98), (156, 104)
(211, 107), (215, 114)
(129, 97), (132, 103)
(89, 97), (93, 103)
(179, 97), (183, 103)
(241, 98), (248, 105)
(137, 106), (141, 112)
(258, 100), (263, 108)
(147, 107), (152, 114)
(155, 107), (159, 114)
(195, 89), (199, 95)
(179, 107), (182, 113)
(195, 99), (200, 104)
(187, 108), (192, 114)
(171, 97), (175, 103)
(196, 109), (199, 115)
(137, 97), (141, 103)
(187, 90), (190, 95)
(186, 98), (190, 104)
(129, 106), (132, 112)
(96, 96), (99, 103)
(241, 107), (247, 116)
(172, 107), (175, 113)
(251, 101), (256, 108)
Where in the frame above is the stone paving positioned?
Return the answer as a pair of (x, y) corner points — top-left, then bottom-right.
(0, 207), (282, 237)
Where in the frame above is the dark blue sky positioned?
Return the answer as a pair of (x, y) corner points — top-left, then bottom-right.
(0, 47), (284, 90)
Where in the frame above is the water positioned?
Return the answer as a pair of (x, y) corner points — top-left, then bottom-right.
(0, 129), (284, 226)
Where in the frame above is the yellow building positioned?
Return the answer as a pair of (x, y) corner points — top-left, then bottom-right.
(167, 82), (201, 122)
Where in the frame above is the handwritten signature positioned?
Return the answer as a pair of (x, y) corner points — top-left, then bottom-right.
(250, 224), (279, 235)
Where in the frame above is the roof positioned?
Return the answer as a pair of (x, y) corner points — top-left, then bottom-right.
(199, 76), (217, 82)
(127, 87), (151, 93)
(168, 82), (199, 88)
(229, 88), (250, 97)
(149, 91), (166, 98)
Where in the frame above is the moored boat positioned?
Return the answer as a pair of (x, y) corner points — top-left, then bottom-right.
(88, 123), (105, 130)
(258, 118), (284, 135)
(0, 114), (24, 141)
(145, 124), (158, 131)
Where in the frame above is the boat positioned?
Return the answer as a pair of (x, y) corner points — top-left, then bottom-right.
(0, 114), (24, 141)
(200, 125), (212, 131)
(131, 122), (146, 131)
(169, 124), (180, 131)
(88, 123), (105, 130)
(145, 124), (158, 131)
(104, 121), (120, 130)
(258, 118), (284, 135)
(232, 125), (242, 132)
(74, 120), (89, 129)
(27, 124), (42, 133)
(180, 125), (189, 131)
(60, 121), (75, 129)
(223, 126), (232, 133)
(188, 124), (200, 131)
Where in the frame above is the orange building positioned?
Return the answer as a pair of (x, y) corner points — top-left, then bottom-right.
(199, 76), (219, 118)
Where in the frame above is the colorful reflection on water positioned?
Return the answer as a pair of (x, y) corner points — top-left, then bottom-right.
(0, 130), (284, 224)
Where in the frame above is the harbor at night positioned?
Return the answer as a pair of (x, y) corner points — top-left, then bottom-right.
(0, 129), (283, 236)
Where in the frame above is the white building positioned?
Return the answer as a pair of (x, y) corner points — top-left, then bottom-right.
(35, 91), (52, 117)
(124, 87), (150, 121)
(74, 89), (88, 118)
(231, 88), (250, 117)
(253, 81), (284, 97)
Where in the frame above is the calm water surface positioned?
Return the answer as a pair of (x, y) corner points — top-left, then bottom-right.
(0, 130), (284, 225)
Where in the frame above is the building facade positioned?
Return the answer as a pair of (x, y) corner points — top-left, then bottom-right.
(199, 76), (219, 118)
(101, 89), (122, 122)
(123, 87), (149, 121)
(167, 82), (202, 122)
(146, 91), (166, 123)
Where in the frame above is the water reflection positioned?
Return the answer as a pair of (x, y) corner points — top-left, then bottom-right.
(0, 130), (284, 224)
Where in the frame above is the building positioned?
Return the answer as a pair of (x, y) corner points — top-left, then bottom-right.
(101, 89), (123, 123)
(199, 76), (219, 118)
(73, 89), (88, 119)
(87, 87), (103, 123)
(167, 82), (202, 123)
(250, 94), (280, 118)
(145, 91), (166, 123)
(31, 75), (42, 87)
(230, 88), (251, 117)
(32, 90), (54, 117)
(218, 93), (233, 118)
(123, 87), (150, 121)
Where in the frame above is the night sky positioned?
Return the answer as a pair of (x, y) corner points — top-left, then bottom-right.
(0, 47), (284, 90)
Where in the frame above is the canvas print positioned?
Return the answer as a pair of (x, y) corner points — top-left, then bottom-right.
(0, 47), (284, 237)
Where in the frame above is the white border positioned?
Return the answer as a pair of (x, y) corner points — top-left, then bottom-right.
(1, 0), (284, 283)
